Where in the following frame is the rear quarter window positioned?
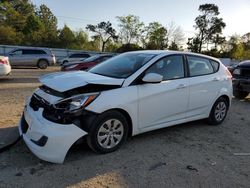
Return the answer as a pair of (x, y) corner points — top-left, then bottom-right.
(210, 60), (220, 72)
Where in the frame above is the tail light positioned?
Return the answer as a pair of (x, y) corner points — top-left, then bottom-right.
(0, 58), (8, 65)
(225, 68), (232, 79)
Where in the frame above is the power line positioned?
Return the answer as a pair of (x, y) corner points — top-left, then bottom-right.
(56, 15), (101, 23)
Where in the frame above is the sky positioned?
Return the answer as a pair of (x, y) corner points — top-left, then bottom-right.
(30, 0), (250, 39)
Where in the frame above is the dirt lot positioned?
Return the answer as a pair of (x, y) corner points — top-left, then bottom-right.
(0, 67), (250, 188)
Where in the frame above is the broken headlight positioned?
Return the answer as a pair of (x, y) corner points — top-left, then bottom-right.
(233, 68), (240, 75)
(53, 93), (99, 112)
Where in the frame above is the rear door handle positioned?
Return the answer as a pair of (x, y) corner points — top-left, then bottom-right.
(176, 84), (187, 89)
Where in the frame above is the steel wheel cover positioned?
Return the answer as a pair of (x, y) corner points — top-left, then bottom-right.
(97, 119), (124, 149)
(214, 101), (227, 122)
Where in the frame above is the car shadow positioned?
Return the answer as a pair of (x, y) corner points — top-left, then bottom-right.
(12, 67), (38, 70)
(0, 126), (20, 150)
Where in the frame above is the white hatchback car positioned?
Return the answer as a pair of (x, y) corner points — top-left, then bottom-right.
(19, 51), (232, 163)
(0, 56), (11, 76)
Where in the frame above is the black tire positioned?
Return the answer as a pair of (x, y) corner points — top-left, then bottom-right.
(208, 97), (229, 125)
(37, 60), (48, 69)
(233, 90), (248, 99)
(87, 110), (128, 153)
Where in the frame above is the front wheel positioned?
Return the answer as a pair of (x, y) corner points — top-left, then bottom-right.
(208, 97), (229, 125)
(87, 111), (128, 153)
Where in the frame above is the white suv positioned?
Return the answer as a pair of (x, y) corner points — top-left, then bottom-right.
(19, 51), (232, 163)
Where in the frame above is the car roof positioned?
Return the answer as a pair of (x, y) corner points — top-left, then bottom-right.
(70, 52), (90, 55)
(12, 48), (49, 51)
(127, 50), (220, 62)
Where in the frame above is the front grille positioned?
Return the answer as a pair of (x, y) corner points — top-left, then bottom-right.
(20, 115), (29, 134)
(241, 69), (250, 78)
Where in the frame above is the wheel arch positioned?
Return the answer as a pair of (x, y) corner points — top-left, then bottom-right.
(102, 108), (133, 137)
(37, 58), (49, 66)
(218, 94), (230, 107)
(207, 94), (231, 118)
(38, 58), (49, 63)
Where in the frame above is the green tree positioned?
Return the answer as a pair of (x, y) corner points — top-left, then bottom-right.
(58, 25), (75, 48)
(145, 22), (168, 50)
(37, 4), (58, 47)
(0, 0), (35, 45)
(187, 37), (200, 52)
(86, 21), (118, 52)
(73, 30), (89, 50)
(116, 15), (144, 44)
(168, 41), (179, 50)
(23, 14), (44, 45)
(0, 0), (34, 32)
(194, 4), (226, 52)
(0, 25), (22, 44)
(116, 43), (143, 53)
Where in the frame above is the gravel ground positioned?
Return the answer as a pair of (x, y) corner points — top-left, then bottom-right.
(0, 67), (250, 188)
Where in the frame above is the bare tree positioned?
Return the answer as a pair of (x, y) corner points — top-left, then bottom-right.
(86, 21), (118, 52)
(116, 15), (144, 44)
(167, 22), (185, 49)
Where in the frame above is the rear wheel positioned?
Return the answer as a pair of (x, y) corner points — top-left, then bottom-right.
(233, 90), (248, 99)
(208, 97), (229, 125)
(37, 60), (48, 69)
(87, 110), (128, 153)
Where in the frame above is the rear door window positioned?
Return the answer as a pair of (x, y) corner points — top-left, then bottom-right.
(22, 49), (46, 55)
(69, 54), (90, 58)
(187, 56), (214, 77)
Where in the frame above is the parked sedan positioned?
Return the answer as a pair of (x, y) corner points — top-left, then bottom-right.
(0, 56), (11, 76)
(61, 54), (115, 71)
(18, 50), (232, 163)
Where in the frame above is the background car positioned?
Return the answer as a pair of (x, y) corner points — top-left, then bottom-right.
(58, 53), (91, 65)
(61, 54), (115, 71)
(232, 60), (250, 99)
(8, 48), (56, 69)
(0, 56), (11, 76)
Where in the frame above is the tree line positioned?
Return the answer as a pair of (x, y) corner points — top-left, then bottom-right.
(0, 0), (250, 60)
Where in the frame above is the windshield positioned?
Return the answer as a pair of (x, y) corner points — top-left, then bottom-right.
(89, 52), (156, 78)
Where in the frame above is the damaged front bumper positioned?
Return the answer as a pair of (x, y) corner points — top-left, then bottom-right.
(18, 104), (88, 164)
(233, 78), (250, 92)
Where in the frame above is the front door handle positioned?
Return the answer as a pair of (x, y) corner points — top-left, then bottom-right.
(176, 84), (187, 89)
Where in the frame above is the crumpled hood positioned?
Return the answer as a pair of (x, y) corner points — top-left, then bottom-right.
(39, 71), (124, 92)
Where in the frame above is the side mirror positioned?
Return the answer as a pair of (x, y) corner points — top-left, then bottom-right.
(142, 73), (163, 83)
